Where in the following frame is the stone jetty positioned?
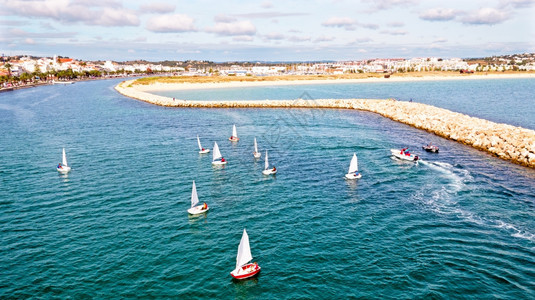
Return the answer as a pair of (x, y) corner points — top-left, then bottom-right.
(115, 80), (535, 168)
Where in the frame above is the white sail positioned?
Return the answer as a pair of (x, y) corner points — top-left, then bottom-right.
(254, 138), (258, 153)
(62, 148), (68, 167)
(191, 180), (199, 208)
(213, 142), (222, 161)
(264, 150), (269, 170)
(348, 153), (358, 174)
(236, 229), (253, 269)
(232, 124), (238, 138)
(197, 135), (203, 151)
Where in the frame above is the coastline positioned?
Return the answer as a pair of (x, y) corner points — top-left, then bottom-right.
(133, 73), (535, 92)
(115, 77), (535, 169)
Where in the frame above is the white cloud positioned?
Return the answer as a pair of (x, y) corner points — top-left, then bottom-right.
(354, 37), (373, 43)
(322, 17), (356, 30)
(263, 32), (285, 40)
(314, 36), (335, 42)
(419, 8), (458, 21)
(365, 0), (419, 11)
(214, 14), (237, 23)
(433, 37), (448, 43)
(24, 38), (35, 44)
(146, 14), (196, 33)
(99, 8), (139, 27)
(500, 0), (535, 8)
(261, 1), (273, 9)
(322, 17), (356, 28)
(206, 20), (256, 36)
(139, 2), (176, 14)
(380, 29), (407, 35)
(287, 35), (311, 42)
(1, 0), (140, 27)
(387, 21), (404, 27)
(233, 35), (254, 42)
(322, 17), (379, 30)
(460, 8), (510, 25)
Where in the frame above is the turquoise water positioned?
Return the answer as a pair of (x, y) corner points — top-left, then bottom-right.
(155, 78), (535, 130)
(1, 79), (534, 299)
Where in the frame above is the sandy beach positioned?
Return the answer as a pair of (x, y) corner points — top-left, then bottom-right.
(133, 73), (535, 92)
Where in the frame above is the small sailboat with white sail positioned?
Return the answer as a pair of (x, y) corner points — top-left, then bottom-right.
(229, 124), (239, 142)
(262, 150), (277, 175)
(197, 135), (210, 154)
(56, 148), (71, 173)
(187, 180), (209, 215)
(345, 153), (362, 179)
(230, 229), (261, 280)
(212, 142), (227, 165)
(253, 137), (261, 159)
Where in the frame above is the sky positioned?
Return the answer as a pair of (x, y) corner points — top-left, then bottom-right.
(1, 0), (534, 62)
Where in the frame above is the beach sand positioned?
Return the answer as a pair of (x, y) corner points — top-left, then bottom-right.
(133, 73), (535, 92)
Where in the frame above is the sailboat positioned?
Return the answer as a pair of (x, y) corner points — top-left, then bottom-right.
(56, 148), (71, 173)
(187, 180), (209, 215)
(229, 124), (239, 142)
(253, 137), (261, 159)
(345, 153), (362, 179)
(262, 150), (277, 175)
(230, 229), (261, 280)
(212, 142), (227, 165)
(197, 135), (210, 154)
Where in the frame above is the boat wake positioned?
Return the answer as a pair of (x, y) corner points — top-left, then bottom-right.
(415, 161), (535, 242)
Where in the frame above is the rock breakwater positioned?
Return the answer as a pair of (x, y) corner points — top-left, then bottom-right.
(115, 80), (535, 168)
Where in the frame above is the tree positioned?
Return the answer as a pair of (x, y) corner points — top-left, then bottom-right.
(4, 63), (12, 77)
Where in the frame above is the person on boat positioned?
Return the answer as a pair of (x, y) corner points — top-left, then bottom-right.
(57, 163), (62, 169)
(272, 166), (276, 172)
(202, 202), (207, 210)
(221, 157), (226, 162)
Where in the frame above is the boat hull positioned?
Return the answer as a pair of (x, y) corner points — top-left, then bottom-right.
(199, 149), (210, 154)
(188, 205), (209, 215)
(345, 173), (361, 179)
(262, 169), (277, 175)
(422, 146), (439, 153)
(212, 160), (227, 165)
(391, 149), (419, 162)
(230, 263), (261, 279)
(57, 166), (71, 173)
(253, 152), (261, 159)
(229, 137), (239, 142)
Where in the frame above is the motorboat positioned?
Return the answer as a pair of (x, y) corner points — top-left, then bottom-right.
(391, 148), (419, 162)
(422, 144), (439, 153)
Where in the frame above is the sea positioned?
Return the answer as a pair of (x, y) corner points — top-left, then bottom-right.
(0, 78), (534, 299)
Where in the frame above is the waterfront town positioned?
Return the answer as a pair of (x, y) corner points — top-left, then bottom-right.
(1, 53), (534, 90)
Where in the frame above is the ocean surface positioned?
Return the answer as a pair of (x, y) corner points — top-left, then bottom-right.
(0, 78), (534, 299)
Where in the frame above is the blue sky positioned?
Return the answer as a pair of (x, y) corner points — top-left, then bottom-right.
(1, 0), (534, 61)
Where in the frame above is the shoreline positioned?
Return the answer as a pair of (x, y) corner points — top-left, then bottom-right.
(115, 77), (535, 169)
(134, 73), (535, 92)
